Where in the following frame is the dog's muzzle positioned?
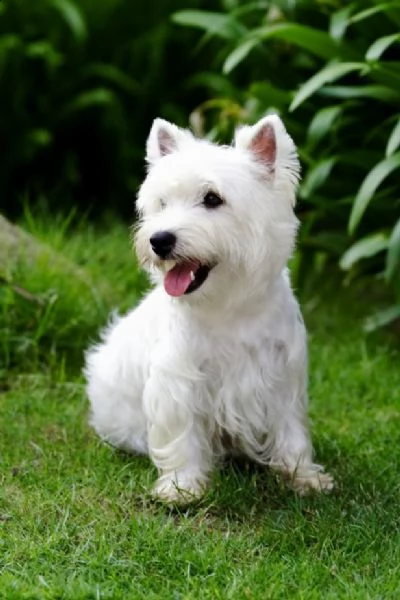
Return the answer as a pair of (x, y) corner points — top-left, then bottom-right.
(150, 230), (176, 259)
(149, 230), (214, 297)
(163, 260), (212, 297)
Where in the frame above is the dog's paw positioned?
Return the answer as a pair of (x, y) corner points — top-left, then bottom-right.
(290, 470), (334, 496)
(152, 474), (207, 505)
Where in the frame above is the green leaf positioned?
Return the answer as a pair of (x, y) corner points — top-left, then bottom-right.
(187, 72), (239, 97)
(320, 85), (400, 103)
(248, 81), (290, 108)
(351, 3), (400, 25)
(385, 216), (400, 280)
(349, 152), (400, 233)
(0, 34), (21, 55)
(60, 88), (116, 117)
(81, 64), (141, 96)
(223, 38), (259, 74)
(302, 232), (349, 254)
(330, 4), (355, 41)
(386, 118), (400, 156)
(364, 305), (400, 332)
(340, 233), (388, 271)
(307, 106), (342, 148)
(366, 33), (400, 61)
(370, 63), (400, 90)
(172, 10), (245, 40)
(300, 157), (337, 199)
(27, 129), (53, 147)
(49, 0), (87, 42)
(290, 62), (364, 111)
(25, 41), (63, 68)
(246, 23), (351, 61)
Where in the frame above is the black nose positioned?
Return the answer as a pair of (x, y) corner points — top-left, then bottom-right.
(150, 231), (176, 258)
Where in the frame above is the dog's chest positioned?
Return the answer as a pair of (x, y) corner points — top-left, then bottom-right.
(201, 328), (286, 410)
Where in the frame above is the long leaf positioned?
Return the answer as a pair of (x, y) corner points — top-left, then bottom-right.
(340, 233), (388, 270)
(25, 41), (63, 69)
(307, 106), (342, 148)
(59, 88), (116, 118)
(351, 3), (400, 25)
(385, 216), (400, 280)
(172, 10), (245, 40)
(223, 39), (259, 74)
(243, 23), (354, 61)
(300, 157), (337, 199)
(320, 85), (400, 104)
(366, 33), (400, 61)
(364, 305), (400, 332)
(386, 118), (400, 156)
(248, 82), (290, 108)
(349, 152), (400, 233)
(369, 63), (400, 90)
(49, 0), (87, 42)
(290, 62), (364, 111)
(81, 64), (141, 96)
(329, 4), (355, 41)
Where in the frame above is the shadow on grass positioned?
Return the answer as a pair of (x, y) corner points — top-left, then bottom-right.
(104, 434), (398, 536)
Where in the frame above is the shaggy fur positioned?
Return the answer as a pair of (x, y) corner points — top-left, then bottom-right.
(85, 114), (334, 502)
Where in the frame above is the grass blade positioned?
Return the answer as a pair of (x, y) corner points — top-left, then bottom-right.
(172, 10), (245, 40)
(366, 33), (400, 61)
(385, 216), (400, 280)
(386, 118), (400, 156)
(248, 23), (353, 61)
(300, 157), (337, 199)
(307, 106), (342, 148)
(320, 85), (400, 103)
(329, 4), (355, 41)
(223, 38), (259, 74)
(340, 233), (388, 271)
(49, 0), (87, 42)
(81, 63), (142, 96)
(290, 62), (364, 111)
(351, 3), (400, 25)
(249, 82), (290, 108)
(349, 152), (400, 233)
(364, 304), (400, 331)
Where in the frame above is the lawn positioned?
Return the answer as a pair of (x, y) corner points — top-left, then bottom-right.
(1, 215), (399, 599)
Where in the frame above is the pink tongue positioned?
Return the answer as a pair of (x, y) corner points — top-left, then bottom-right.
(164, 261), (199, 297)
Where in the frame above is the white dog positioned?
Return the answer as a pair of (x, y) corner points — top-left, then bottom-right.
(85, 114), (334, 502)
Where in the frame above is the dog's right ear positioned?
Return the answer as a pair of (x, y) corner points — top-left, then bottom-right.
(146, 118), (193, 166)
(234, 115), (300, 186)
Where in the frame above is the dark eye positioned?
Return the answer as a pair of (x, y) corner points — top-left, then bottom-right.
(160, 199), (166, 210)
(203, 191), (223, 209)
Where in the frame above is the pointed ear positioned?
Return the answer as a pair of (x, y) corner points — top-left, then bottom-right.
(234, 114), (300, 185)
(234, 115), (280, 171)
(146, 118), (193, 166)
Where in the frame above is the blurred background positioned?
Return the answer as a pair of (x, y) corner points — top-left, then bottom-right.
(0, 0), (399, 330)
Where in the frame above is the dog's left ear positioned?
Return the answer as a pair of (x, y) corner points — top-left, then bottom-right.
(146, 118), (193, 166)
(234, 115), (300, 183)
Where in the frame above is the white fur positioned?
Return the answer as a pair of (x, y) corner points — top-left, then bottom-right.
(85, 115), (333, 503)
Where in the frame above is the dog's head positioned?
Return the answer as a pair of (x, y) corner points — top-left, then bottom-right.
(135, 115), (300, 304)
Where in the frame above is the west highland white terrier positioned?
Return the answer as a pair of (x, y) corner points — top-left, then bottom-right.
(85, 114), (334, 503)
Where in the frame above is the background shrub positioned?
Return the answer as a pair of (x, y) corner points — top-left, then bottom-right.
(0, 0), (399, 328)
(0, 0), (213, 218)
(172, 0), (400, 328)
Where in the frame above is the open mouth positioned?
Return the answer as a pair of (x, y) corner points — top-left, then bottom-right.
(163, 259), (212, 297)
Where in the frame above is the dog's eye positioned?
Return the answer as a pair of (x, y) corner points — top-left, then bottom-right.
(160, 199), (166, 210)
(203, 191), (223, 209)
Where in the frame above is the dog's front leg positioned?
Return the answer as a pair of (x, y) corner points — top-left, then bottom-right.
(269, 404), (334, 495)
(143, 370), (212, 504)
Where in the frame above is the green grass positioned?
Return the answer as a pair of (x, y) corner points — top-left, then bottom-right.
(1, 214), (399, 599)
